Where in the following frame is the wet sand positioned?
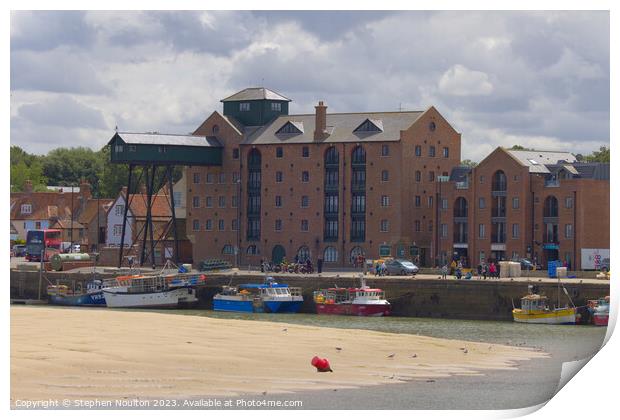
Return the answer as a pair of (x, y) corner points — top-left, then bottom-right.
(11, 306), (547, 403)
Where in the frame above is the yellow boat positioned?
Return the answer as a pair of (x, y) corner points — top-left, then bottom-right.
(512, 295), (576, 324)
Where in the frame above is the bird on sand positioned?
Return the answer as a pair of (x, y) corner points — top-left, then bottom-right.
(282, 328), (288, 332)
(410, 354), (417, 358)
(335, 347), (343, 352)
(387, 353), (396, 358)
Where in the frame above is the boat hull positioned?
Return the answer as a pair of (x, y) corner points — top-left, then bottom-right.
(213, 297), (259, 313)
(315, 303), (391, 316)
(213, 297), (303, 313)
(49, 291), (106, 307)
(512, 308), (576, 324)
(593, 313), (609, 326)
(264, 300), (303, 313)
(103, 287), (197, 309)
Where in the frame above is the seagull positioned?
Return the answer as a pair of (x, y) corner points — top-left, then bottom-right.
(335, 347), (343, 352)
(186, 341), (192, 344)
(410, 354), (417, 358)
(463, 349), (468, 354)
(282, 328), (288, 332)
(426, 379), (435, 383)
(387, 353), (396, 358)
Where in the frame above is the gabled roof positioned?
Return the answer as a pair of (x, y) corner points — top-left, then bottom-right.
(353, 118), (383, 133)
(78, 199), (114, 225)
(244, 111), (424, 145)
(546, 162), (610, 180)
(51, 219), (86, 230)
(275, 121), (304, 135)
(10, 192), (79, 221)
(505, 149), (577, 173)
(221, 87), (291, 102)
(115, 191), (172, 219)
(110, 132), (222, 147)
(449, 166), (472, 182)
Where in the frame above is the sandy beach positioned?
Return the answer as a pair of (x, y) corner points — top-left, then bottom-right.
(11, 306), (547, 403)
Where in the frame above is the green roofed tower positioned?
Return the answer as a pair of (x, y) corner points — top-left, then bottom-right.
(221, 87), (291, 126)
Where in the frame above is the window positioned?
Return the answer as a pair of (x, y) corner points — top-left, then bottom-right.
(271, 102), (282, 112)
(324, 219), (338, 240)
(351, 194), (365, 213)
(513, 197), (520, 209)
(380, 219), (389, 232)
(324, 246), (338, 262)
(206, 173), (214, 184)
(239, 102), (250, 111)
(158, 146), (167, 153)
(232, 219), (238, 231)
(429, 146), (436, 157)
(218, 219), (225, 231)
(222, 244), (234, 255)
(206, 219), (213, 230)
(301, 220), (309, 231)
(114, 205), (124, 216)
(173, 192), (182, 207)
(441, 223), (448, 238)
(192, 196), (200, 208)
(381, 145), (390, 156)
(441, 198), (448, 209)
(479, 224), (486, 238)
(232, 196), (238, 208)
(415, 145), (422, 156)
(192, 219), (200, 231)
(480, 175), (485, 184)
(492, 170), (507, 192)
(276, 147), (283, 158)
(301, 196), (309, 208)
(21, 204), (32, 214)
(544, 196), (559, 217)
(114, 144), (124, 153)
(443, 147), (449, 158)
(212, 125), (220, 135)
(415, 171), (421, 182)
(381, 170), (389, 182)
(247, 245), (259, 255)
(428, 220), (433, 232)
(415, 220), (421, 232)
(325, 193), (339, 213)
(565, 196), (573, 209)
(232, 148), (239, 159)
(429, 171), (435, 182)
(193, 173), (200, 184)
(113, 224), (123, 236)
(479, 251), (486, 264)
(381, 195), (390, 207)
(219, 173), (226, 184)
(218, 196), (226, 208)
(415, 196), (421, 207)
(479, 197), (486, 209)
(233, 172), (240, 183)
(275, 196), (282, 208)
(302, 171), (310, 182)
(276, 171), (283, 182)
(428, 196), (434, 208)
(512, 251), (519, 260)
(302, 146), (309, 158)
(512, 223), (520, 239)
(565, 224), (573, 239)
(128, 145), (136, 152)
(206, 196), (213, 208)
(275, 219), (282, 231)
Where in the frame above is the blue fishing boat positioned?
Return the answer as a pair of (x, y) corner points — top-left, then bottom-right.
(213, 279), (303, 313)
(47, 280), (106, 307)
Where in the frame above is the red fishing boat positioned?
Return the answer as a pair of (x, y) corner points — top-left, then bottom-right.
(313, 277), (391, 316)
(588, 296), (610, 326)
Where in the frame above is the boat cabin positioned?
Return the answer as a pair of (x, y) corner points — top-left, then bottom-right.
(520, 294), (550, 312)
(352, 289), (385, 300)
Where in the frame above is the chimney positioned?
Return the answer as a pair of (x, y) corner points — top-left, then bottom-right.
(80, 179), (92, 200)
(24, 179), (33, 193)
(314, 101), (328, 141)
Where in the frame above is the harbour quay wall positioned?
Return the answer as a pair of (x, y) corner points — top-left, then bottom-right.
(11, 269), (609, 321)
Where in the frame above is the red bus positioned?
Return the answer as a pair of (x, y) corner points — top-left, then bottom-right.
(25, 229), (62, 262)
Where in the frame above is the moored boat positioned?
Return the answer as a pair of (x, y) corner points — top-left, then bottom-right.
(212, 278), (303, 313)
(313, 277), (391, 316)
(512, 284), (576, 324)
(589, 296), (610, 326)
(47, 279), (107, 307)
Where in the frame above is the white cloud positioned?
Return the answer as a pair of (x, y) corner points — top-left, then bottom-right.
(438, 65), (494, 96)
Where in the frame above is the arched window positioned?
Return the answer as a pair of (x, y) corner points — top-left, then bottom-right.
(415, 170), (421, 182)
(296, 246), (310, 262)
(351, 146), (366, 164)
(325, 146), (339, 165)
(454, 197), (468, 218)
(246, 245), (259, 255)
(222, 244), (234, 255)
(324, 246), (338, 263)
(350, 246), (364, 262)
(544, 196), (559, 217)
(248, 148), (261, 167)
(492, 170), (507, 192)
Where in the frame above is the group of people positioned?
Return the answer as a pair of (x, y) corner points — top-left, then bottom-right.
(260, 256), (315, 274)
(374, 260), (388, 276)
(440, 259), (499, 280)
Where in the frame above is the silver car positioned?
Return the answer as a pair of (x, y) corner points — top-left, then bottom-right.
(385, 259), (419, 275)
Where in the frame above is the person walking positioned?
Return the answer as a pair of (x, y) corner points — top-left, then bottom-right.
(441, 264), (448, 280)
(489, 261), (497, 278)
(380, 261), (387, 276)
(477, 263), (483, 280)
(482, 262), (488, 280)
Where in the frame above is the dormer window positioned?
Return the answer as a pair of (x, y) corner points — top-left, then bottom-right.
(271, 102), (282, 112)
(239, 102), (250, 112)
(276, 121), (303, 135)
(21, 204), (32, 214)
(354, 118), (383, 133)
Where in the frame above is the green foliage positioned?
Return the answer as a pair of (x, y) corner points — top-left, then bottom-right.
(460, 159), (478, 168)
(509, 145), (534, 151)
(10, 148), (47, 192)
(42, 147), (105, 188)
(583, 146), (610, 163)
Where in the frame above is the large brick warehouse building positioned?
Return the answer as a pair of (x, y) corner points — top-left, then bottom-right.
(184, 87), (609, 270)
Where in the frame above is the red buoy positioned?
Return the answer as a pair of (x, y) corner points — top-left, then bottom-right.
(311, 356), (333, 372)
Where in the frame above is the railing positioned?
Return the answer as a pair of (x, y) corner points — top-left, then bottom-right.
(456, 181), (469, 189)
(351, 182), (366, 191)
(545, 180), (560, 187)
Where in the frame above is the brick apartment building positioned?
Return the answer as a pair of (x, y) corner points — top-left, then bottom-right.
(185, 87), (609, 270)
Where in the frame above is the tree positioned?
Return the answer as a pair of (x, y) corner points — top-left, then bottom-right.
(509, 145), (534, 151)
(460, 159), (478, 168)
(42, 147), (105, 187)
(584, 146), (610, 163)
(10, 147), (47, 192)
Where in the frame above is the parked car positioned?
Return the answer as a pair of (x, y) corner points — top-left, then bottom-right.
(12, 244), (27, 257)
(516, 258), (542, 271)
(384, 259), (419, 275)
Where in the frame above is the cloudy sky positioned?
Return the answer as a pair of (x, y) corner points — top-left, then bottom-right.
(10, 10), (609, 161)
